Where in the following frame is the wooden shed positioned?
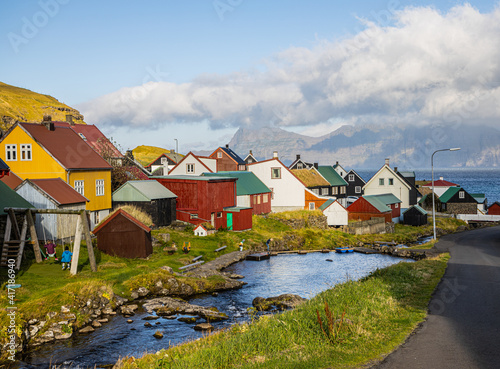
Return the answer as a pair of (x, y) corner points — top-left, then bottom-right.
(93, 209), (152, 259)
(15, 178), (88, 241)
(403, 205), (428, 226)
(488, 202), (500, 215)
(348, 194), (401, 223)
(112, 180), (177, 227)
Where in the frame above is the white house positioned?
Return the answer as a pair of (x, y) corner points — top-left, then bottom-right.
(247, 155), (306, 212)
(319, 199), (348, 226)
(168, 152), (217, 176)
(333, 161), (348, 178)
(362, 159), (412, 209)
(421, 177), (459, 197)
(193, 224), (215, 237)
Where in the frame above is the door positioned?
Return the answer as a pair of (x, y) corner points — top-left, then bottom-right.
(211, 212), (215, 227)
(226, 213), (233, 230)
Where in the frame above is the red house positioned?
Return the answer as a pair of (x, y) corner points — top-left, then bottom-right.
(348, 194), (402, 223)
(152, 175), (252, 231)
(488, 202), (500, 215)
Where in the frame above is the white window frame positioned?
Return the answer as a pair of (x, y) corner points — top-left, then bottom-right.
(5, 144), (17, 161)
(190, 213), (199, 220)
(312, 188), (319, 195)
(263, 193), (269, 203)
(186, 163), (195, 173)
(389, 178), (394, 186)
(395, 203), (399, 208)
(348, 174), (354, 182)
(332, 187), (338, 195)
(459, 191), (465, 199)
(74, 180), (85, 196)
(96, 179), (105, 196)
(271, 167), (281, 179)
(309, 202), (315, 210)
(321, 188), (329, 196)
(217, 151), (222, 158)
(340, 186), (346, 194)
(20, 144), (32, 161)
(355, 186), (361, 194)
(297, 163), (303, 169)
(379, 178), (385, 186)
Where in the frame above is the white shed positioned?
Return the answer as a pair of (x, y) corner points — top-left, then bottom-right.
(319, 199), (348, 226)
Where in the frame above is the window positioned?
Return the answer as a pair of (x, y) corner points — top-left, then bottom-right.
(355, 186), (361, 194)
(321, 188), (329, 195)
(389, 178), (394, 186)
(340, 186), (346, 194)
(309, 202), (315, 210)
(395, 203), (399, 208)
(217, 151), (222, 158)
(332, 187), (338, 195)
(459, 191), (465, 199)
(20, 144), (32, 161)
(74, 180), (84, 196)
(348, 174), (354, 182)
(161, 157), (168, 165)
(257, 195), (261, 204)
(312, 189), (319, 195)
(269, 188), (274, 199)
(186, 163), (195, 173)
(379, 178), (385, 186)
(263, 194), (269, 203)
(297, 163), (303, 169)
(239, 164), (246, 171)
(96, 179), (104, 196)
(217, 212), (222, 218)
(271, 167), (281, 179)
(5, 145), (17, 161)
(94, 212), (100, 225)
(190, 213), (199, 219)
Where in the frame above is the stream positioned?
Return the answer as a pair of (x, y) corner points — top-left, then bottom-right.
(18, 251), (413, 368)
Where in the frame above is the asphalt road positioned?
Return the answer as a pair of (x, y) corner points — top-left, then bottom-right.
(374, 225), (500, 369)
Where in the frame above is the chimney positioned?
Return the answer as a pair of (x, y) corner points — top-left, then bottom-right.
(439, 176), (444, 181)
(273, 151), (278, 158)
(42, 115), (54, 131)
(385, 158), (390, 166)
(314, 163), (318, 169)
(126, 150), (135, 161)
(336, 161), (339, 165)
(394, 166), (398, 173)
(249, 150), (253, 155)
(296, 154), (301, 160)
(225, 144), (229, 149)
(65, 114), (74, 125)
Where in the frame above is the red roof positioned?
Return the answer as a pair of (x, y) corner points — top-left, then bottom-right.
(28, 178), (88, 205)
(20, 123), (112, 170)
(0, 171), (23, 190)
(54, 122), (123, 158)
(422, 179), (458, 187)
(93, 208), (151, 234)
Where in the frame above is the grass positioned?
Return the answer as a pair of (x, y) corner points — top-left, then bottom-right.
(114, 254), (449, 369)
(0, 212), (465, 362)
(132, 145), (176, 166)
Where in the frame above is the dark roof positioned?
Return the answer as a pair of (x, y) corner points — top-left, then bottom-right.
(25, 178), (88, 205)
(0, 157), (9, 172)
(20, 123), (112, 170)
(403, 205), (428, 215)
(93, 208), (151, 234)
(0, 181), (34, 215)
(0, 171), (23, 190)
(202, 171), (271, 195)
(218, 147), (246, 165)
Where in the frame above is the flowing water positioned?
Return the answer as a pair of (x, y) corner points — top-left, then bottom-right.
(19, 252), (412, 368)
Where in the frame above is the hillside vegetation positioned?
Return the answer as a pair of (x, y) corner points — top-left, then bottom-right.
(0, 81), (85, 131)
(132, 145), (176, 166)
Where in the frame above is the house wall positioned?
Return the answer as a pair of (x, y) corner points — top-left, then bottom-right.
(363, 166), (411, 208)
(488, 204), (500, 215)
(69, 170), (112, 212)
(344, 172), (364, 197)
(322, 202), (348, 226)
(227, 208), (253, 231)
(169, 153), (214, 176)
(403, 210), (428, 226)
(210, 150), (239, 172)
(348, 211), (392, 223)
(95, 214), (152, 258)
(240, 193), (271, 215)
(112, 198), (176, 227)
(248, 159), (305, 212)
(0, 125), (66, 180)
(446, 203), (477, 215)
(305, 190), (328, 210)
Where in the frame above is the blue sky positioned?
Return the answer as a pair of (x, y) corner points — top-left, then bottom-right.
(1, 1), (499, 152)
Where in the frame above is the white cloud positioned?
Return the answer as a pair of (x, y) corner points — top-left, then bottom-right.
(79, 3), (500, 141)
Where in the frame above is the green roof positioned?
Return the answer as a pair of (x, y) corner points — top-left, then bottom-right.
(113, 180), (177, 202)
(403, 205), (428, 215)
(319, 198), (335, 211)
(471, 193), (486, 202)
(0, 181), (34, 215)
(439, 187), (461, 203)
(202, 171), (271, 196)
(363, 194), (401, 213)
(317, 166), (348, 186)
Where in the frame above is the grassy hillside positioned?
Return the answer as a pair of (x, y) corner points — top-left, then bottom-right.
(0, 81), (85, 131)
(133, 145), (177, 166)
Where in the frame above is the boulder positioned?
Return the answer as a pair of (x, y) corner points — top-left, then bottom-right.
(178, 317), (197, 324)
(153, 331), (164, 339)
(194, 323), (214, 331)
(142, 315), (160, 320)
(253, 294), (306, 311)
(79, 326), (95, 334)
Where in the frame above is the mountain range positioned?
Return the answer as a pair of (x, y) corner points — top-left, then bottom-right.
(228, 124), (500, 169)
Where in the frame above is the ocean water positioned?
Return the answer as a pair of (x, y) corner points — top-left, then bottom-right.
(356, 168), (500, 205)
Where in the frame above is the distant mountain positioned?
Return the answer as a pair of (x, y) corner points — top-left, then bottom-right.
(0, 82), (85, 132)
(229, 124), (500, 169)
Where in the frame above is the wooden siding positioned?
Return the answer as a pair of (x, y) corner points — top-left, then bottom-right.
(249, 193), (272, 214)
(304, 190), (328, 210)
(68, 170), (111, 212)
(112, 198), (176, 227)
(403, 208), (428, 226)
(209, 149), (242, 172)
(489, 203), (500, 215)
(347, 197), (392, 222)
(226, 208), (253, 231)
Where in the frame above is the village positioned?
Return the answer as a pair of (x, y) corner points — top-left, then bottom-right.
(0, 115), (497, 269)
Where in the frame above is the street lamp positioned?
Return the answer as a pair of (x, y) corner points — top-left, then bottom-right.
(432, 147), (461, 240)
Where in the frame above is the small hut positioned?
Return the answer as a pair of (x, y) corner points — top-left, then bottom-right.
(112, 180), (177, 227)
(403, 205), (428, 226)
(93, 209), (152, 258)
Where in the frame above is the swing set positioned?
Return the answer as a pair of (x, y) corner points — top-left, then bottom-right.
(1, 208), (97, 275)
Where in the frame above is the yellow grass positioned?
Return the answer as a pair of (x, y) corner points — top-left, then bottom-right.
(98, 205), (153, 227)
(132, 145), (174, 166)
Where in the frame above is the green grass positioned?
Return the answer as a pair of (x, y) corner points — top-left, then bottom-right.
(114, 254), (449, 369)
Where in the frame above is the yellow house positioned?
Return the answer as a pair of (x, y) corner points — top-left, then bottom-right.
(0, 122), (113, 227)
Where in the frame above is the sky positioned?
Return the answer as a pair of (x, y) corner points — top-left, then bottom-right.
(1, 0), (500, 153)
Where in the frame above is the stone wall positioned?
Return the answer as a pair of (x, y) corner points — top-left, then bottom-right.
(447, 203), (477, 215)
(342, 217), (387, 235)
(274, 213), (328, 230)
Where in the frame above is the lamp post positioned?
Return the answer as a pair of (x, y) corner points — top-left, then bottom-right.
(432, 147), (461, 240)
